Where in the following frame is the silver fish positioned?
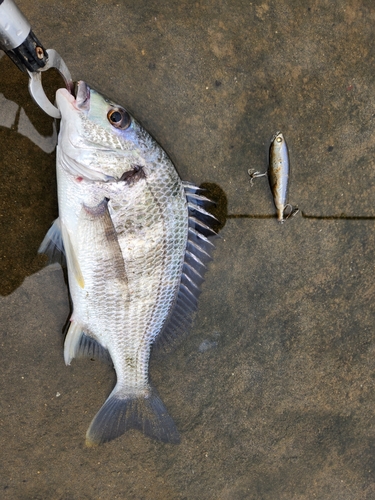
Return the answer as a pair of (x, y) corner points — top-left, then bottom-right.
(269, 131), (289, 223)
(39, 81), (216, 446)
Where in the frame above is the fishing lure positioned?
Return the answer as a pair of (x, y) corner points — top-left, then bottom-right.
(248, 131), (298, 222)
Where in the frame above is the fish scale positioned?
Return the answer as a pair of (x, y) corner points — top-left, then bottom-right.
(39, 81), (216, 445)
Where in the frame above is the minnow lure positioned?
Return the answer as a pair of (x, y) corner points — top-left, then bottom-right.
(248, 131), (298, 222)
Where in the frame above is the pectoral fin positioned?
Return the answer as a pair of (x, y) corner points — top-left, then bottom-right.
(81, 198), (127, 283)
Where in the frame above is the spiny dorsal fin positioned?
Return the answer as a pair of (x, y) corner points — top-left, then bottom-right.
(154, 182), (217, 352)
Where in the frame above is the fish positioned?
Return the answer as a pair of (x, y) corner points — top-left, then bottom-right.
(268, 131), (290, 223)
(39, 81), (216, 446)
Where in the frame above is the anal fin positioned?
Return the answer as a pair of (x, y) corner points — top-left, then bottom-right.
(64, 320), (111, 365)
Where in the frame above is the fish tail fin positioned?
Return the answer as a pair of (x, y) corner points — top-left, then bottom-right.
(85, 385), (180, 446)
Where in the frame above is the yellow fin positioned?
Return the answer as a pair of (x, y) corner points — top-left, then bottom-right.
(64, 319), (82, 365)
(61, 221), (85, 288)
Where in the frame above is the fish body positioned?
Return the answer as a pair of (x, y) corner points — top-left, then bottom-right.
(39, 81), (215, 445)
(268, 131), (289, 222)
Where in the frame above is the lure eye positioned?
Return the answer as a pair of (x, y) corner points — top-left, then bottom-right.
(107, 108), (131, 129)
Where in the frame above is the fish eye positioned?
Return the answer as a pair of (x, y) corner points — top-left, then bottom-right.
(107, 108), (131, 129)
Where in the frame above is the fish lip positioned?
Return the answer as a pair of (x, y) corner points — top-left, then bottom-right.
(75, 81), (91, 110)
(56, 81), (91, 112)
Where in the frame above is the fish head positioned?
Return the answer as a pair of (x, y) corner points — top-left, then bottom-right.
(56, 81), (150, 181)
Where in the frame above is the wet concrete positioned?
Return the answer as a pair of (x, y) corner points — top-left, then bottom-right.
(1, 0), (375, 498)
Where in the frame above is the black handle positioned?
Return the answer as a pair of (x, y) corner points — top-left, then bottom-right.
(0, 0), (48, 72)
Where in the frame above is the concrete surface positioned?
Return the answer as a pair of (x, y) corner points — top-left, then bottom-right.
(1, 0), (375, 498)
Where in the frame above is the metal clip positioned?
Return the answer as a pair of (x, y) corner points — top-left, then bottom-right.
(27, 49), (73, 118)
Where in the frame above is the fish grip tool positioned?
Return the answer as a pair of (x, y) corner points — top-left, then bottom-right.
(0, 0), (72, 118)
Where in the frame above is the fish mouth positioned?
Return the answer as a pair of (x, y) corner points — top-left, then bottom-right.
(57, 80), (91, 112)
(73, 81), (91, 110)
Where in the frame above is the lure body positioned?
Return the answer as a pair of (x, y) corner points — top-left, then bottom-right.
(269, 131), (289, 222)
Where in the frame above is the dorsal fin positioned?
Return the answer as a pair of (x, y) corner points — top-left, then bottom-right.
(154, 182), (217, 352)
